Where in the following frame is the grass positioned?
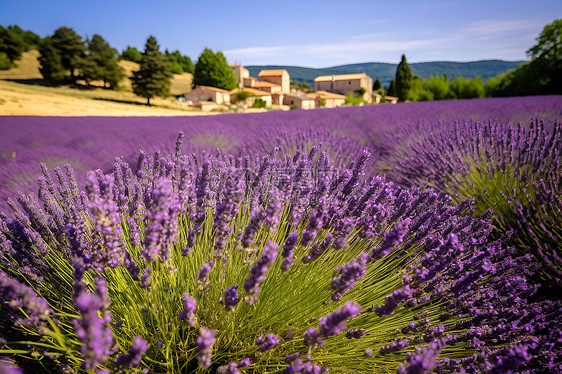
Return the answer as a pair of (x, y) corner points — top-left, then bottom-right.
(0, 50), (200, 116)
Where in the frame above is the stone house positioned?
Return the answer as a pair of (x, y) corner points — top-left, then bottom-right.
(258, 70), (290, 93)
(283, 93), (315, 110)
(307, 90), (346, 108)
(184, 86), (231, 105)
(314, 73), (373, 103)
(230, 64), (250, 89)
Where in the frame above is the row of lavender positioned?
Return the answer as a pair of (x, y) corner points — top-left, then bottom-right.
(1, 138), (560, 373)
(1, 96), (560, 210)
(0, 96), (561, 372)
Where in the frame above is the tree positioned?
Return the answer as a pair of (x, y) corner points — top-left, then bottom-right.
(0, 25), (25, 66)
(373, 78), (382, 91)
(526, 18), (561, 94)
(38, 37), (66, 82)
(121, 46), (142, 63)
(81, 34), (124, 88)
(7, 25), (41, 51)
(166, 49), (194, 74)
(131, 36), (172, 105)
(395, 54), (413, 102)
(49, 27), (86, 81)
(386, 79), (396, 97)
(193, 48), (237, 90)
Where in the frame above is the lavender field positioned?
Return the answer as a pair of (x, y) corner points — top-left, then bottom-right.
(0, 96), (561, 373)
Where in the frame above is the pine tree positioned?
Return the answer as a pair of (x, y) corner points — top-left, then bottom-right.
(372, 78), (382, 91)
(0, 25), (25, 64)
(81, 34), (124, 88)
(193, 48), (237, 90)
(395, 54), (413, 102)
(131, 36), (172, 105)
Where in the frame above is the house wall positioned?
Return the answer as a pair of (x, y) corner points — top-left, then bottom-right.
(314, 75), (373, 103)
(325, 98), (345, 108)
(260, 73), (290, 93)
(185, 87), (230, 104)
(283, 95), (315, 109)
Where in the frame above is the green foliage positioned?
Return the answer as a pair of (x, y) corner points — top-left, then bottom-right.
(193, 48), (237, 91)
(38, 37), (67, 83)
(232, 90), (254, 104)
(372, 78), (382, 91)
(251, 98), (267, 108)
(6, 25), (41, 50)
(344, 93), (364, 106)
(354, 87), (366, 96)
(422, 75), (455, 100)
(165, 49), (194, 74)
(486, 19), (562, 96)
(121, 46), (142, 63)
(81, 34), (124, 89)
(450, 76), (485, 99)
(50, 27), (86, 81)
(290, 80), (312, 92)
(131, 36), (172, 105)
(0, 25), (25, 63)
(0, 52), (11, 70)
(386, 79), (396, 96)
(395, 55), (412, 102)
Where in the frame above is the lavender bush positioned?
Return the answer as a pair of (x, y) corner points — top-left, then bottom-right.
(395, 119), (562, 289)
(0, 135), (560, 372)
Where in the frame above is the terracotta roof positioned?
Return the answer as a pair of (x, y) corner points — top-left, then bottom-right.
(314, 73), (369, 82)
(258, 69), (289, 77)
(252, 81), (281, 88)
(308, 90), (346, 100)
(196, 86), (230, 93)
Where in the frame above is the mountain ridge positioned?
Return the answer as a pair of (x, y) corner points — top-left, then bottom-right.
(246, 60), (524, 88)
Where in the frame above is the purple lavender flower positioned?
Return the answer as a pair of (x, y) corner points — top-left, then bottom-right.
(256, 333), (280, 352)
(396, 338), (446, 374)
(345, 328), (366, 339)
(197, 327), (216, 369)
(217, 362), (240, 374)
(198, 263), (212, 282)
(239, 358), (251, 367)
(223, 286), (240, 311)
(286, 352), (301, 362)
(178, 293), (197, 326)
(331, 253), (368, 300)
(376, 286), (413, 317)
(244, 241), (278, 295)
(281, 231), (298, 271)
(0, 271), (52, 325)
(114, 336), (148, 370)
(380, 339), (410, 354)
(73, 286), (114, 370)
(140, 268), (151, 289)
(319, 301), (361, 337)
(304, 328), (324, 346)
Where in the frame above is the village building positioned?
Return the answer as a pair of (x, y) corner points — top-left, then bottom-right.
(230, 65), (250, 89)
(314, 73), (373, 103)
(258, 70), (290, 93)
(230, 88), (273, 107)
(283, 93), (315, 110)
(373, 93), (398, 104)
(184, 86), (231, 105)
(307, 90), (346, 108)
(192, 101), (219, 111)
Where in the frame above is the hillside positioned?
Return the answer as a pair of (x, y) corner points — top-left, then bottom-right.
(0, 50), (198, 116)
(246, 60), (524, 87)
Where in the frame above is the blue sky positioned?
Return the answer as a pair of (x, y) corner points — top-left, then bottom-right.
(1, 0), (560, 67)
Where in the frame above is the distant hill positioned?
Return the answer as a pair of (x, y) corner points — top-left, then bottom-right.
(246, 60), (524, 88)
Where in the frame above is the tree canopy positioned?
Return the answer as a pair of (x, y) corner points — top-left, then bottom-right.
(395, 54), (413, 101)
(0, 25), (25, 69)
(193, 48), (237, 90)
(121, 46), (142, 63)
(166, 49), (194, 74)
(130, 36), (172, 105)
(81, 34), (124, 88)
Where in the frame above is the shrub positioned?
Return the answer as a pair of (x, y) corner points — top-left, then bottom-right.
(251, 98), (267, 109)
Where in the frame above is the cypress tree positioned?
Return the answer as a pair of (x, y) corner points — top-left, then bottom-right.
(372, 78), (382, 91)
(387, 79), (396, 97)
(395, 54), (413, 102)
(131, 36), (172, 105)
